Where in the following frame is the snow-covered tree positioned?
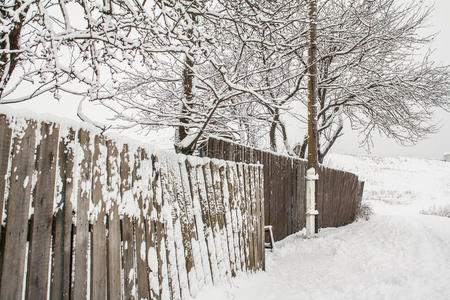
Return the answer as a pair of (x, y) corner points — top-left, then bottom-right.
(293, 0), (450, 162)
(1, 0), (448, 157)
(0, 0), (159, 104)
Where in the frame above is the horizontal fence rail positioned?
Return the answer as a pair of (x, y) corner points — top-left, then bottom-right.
(0, 114), (264, 300)
(204, 137), (364, 242)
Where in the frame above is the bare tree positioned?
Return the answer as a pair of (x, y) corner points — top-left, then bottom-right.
(0, 0), (157, 105)
(106, 0), (311, 153)
(294, 0), (450, 162)
(2, 0), (448, 158)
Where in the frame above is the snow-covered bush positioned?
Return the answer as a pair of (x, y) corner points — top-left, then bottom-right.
(356, 202), (373, 221)
(420, 205), (450, 218)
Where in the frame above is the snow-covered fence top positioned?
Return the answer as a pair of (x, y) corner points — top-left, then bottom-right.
(0, 114), (264, 300)
(205, 137), (364, 242)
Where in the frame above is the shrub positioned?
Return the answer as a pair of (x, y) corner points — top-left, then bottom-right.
(356, 202), (373, 221)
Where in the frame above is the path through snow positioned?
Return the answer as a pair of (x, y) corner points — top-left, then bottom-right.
(195, 154), (450, 300)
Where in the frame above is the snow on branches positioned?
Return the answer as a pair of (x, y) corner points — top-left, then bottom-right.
(1, 0), (449, 157)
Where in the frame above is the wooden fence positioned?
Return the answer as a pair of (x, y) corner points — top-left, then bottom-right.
(0, 114), (264, 300)
(204, 137), (364, 242)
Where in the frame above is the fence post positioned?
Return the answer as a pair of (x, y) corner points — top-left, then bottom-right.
(305, 168), (319, 238)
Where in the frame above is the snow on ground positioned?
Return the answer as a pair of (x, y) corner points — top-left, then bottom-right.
(325, 154), (450, 216)
(195, 154), (450, 300)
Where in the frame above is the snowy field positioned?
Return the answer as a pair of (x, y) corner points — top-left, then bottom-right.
(195, 154), (450, 300)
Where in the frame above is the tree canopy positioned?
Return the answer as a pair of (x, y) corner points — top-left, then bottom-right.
(1, 0), (449, 157)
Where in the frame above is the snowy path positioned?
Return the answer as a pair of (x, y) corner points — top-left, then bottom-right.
(195, 155), (450, 300)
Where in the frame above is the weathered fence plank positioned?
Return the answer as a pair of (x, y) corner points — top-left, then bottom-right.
(219, 164), (237, 277)
(321, 166), (331, 228)
(90, 135), (107, 300)
(133, 149), (151, 300)
(26, 122), (59, 300)
(51, 128), (76, 300)
(211, 163), (232, 279)
(160, 158), (182, 300)
(185, 159), (213, 287)
(178, 158), (201, 296)
(148, 154), (161, 300)
(203, 162), (228, 281)
(120, 144), (137, 300)
(152, 155), (170, 300)
(73, 129), (92, 300)
(0, 115), (12, 267)
(225, 163), (241, 274)
(258, 164), (265, 270)
(236, 164), (248, 270)
(106, 140), (123, 300)
(249, 165), (259, 271)
(243, 165), (255, 271)
(0, 120), (37, 299)
(230, 163), (246, 271)
(197, 161), (217, 283)
(166, 158), (189, 300)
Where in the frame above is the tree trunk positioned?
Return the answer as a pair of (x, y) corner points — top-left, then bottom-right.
(306, 0), (319, 171)
(306, 0), (319, 237)
(0, 1), (28, 99)
(175, 54), (195, 154)
(175, 12), (196, 154)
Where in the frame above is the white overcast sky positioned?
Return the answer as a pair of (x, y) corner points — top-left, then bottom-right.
(7, 0), (450, 159)
(331, 0), (450, 160)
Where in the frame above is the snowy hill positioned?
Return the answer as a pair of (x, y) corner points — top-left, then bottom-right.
(195, 154), (450, 300)
(324, 153), (450, 217)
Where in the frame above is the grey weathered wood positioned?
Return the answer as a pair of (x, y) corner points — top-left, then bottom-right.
(220, 164), (237, 277)
(210, 162), (232, 279)
(178, 158), (202, 296)
(0, 120), (36, 299)
(348, 176), (356, 222)
(0, 115), (12, 258)
(334, 170), (342, 227)
(262, 153), (269, 226)
(205, 137), (364, 243)
(328, 169), (336, 227)
(73, 129), (92, 300)
(90, 135), (107, 300)
(258, 165), (265, 270)
(316, 166), (324, 229)
(321, 167), (331, 228)
(276, 156), (282, 241)
(236, 164), (249, 271)
(120, 144), (136, 300)
(225, 163), (241, 274)
(159, 157), (182, 300)
(26, 122), (59, 300)
(165, 158), (189, 300)
(196, 162), (219, 284)
(133, 149), (151, 300)
(152, 155), (170, 300)
(203, 162), (226, 281)
(148, 153), (161, 300)
(121, 217), (136, 300)
(287, 159), (293, 235)
(51, 128), (75, 300)
(339, 172), (347, 225)
(242, 164), (254, 271)
(106, 140), (122, 300)
(248, 165), (258, 271)
(300, 162), (307, 230)
(230, 163), (245, 271)
(254, 165), (262, 270)
(185, 159), (213, 287)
